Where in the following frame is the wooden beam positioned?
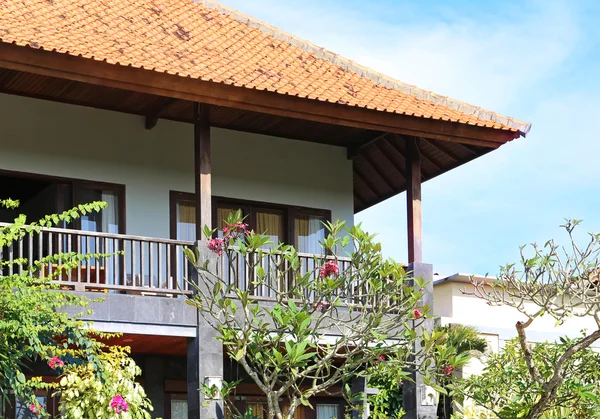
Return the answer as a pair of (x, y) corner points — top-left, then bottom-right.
(421, 138), (460, 163)
(145, 97), (178, 130)
(194, 102), (211, 240)
(0, 44), (516, 147)
(358, 152), (397, 192)
(353, 165), (381, 199)
(374, 141), (407, 181)
(407, 137), (423, 264)
(387, 135), (433, 180)
(347, 132), (389, 160)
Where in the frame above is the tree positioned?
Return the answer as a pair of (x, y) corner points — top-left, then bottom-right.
(184, 212), (447, 419)
(435, 324), (488, 419)
(366, 324), (487, 419)
(0, 199), (154, 418)
(459, 220), (600, 419)
(456, 337), (600, 419)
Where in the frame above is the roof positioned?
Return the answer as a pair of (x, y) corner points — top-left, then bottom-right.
(434, 273), (497, 286)
(0, 0), (531, 136)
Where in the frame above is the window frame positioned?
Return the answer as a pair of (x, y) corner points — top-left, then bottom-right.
(0, 168), (126, 234)
(169, 193), (332, 248)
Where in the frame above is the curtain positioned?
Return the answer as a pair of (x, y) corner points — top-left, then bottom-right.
(101, 191), (119, 233)
(246, 403), (265, 419)
(171, 399), (188, 419)
(101, 191), (119, 285)
(256, 211), (283, 248)
(177, 201), (196, 241)
(295, 215), (325, 254)
(316, 404), (339, 419)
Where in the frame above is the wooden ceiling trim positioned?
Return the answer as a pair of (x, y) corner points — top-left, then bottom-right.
(356, 151), (397, 193)
(373, 140), (407, 183)
(353, 165), (382, 200)
(145, 97), (178, 130)
(347, 132), (389, 160)
(425, 139), (462, 163)
(385, 135), (434, 180)
(0, 44), (516, 147)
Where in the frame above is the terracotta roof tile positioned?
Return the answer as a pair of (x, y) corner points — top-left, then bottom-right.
(0, 0), (531, 135)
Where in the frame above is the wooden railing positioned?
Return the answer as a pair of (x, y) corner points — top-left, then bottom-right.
(221, 250), (353, 301)
(0, 223), (195, 295)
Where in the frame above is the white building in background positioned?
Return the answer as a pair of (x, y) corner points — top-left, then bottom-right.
(433, 273), (599, 376)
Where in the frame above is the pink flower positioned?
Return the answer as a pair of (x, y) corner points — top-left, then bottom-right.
(413, 309), (422, 319)
(441, 365), (454, 375)
(222, 226), (229, 234)
(48, 356), (65, 369)
(110, 395), (129, 414)
(313, 301), (331, 312)
(374, 354), (386, 365)
(29, 403), (40, 415)
(319, 261), (340, 279)
(206, 237), (225, 256)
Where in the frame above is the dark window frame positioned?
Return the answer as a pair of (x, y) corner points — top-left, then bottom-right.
(0, 168), (126, 234)
(169, 192), (332, 247)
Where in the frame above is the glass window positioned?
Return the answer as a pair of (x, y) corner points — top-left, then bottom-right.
(77, 187), (120, 234)
(294, 215), (325, 254)
(316, 404), (339, 419)
(171, 399), (188, 419)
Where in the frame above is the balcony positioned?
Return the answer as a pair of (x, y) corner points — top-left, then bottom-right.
(0, 223), (352, 299)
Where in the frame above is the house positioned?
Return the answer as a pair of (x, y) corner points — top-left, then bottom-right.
(0, 0), (530, 418)
(433, 273), (599, 379)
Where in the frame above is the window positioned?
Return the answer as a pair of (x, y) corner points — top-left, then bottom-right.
(74, 184), (122, 234)
(170, 399), (188, 419)
(316, 403), (340, 419)
(169, 194), (330, 253)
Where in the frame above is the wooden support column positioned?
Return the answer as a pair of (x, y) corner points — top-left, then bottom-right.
(194, 102), (211, 240)
(406, 137), (422, 263)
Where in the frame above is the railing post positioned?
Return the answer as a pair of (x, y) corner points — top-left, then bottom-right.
(187, 241), (223, 419)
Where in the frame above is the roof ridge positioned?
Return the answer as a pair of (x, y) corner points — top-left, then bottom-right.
(198, 0), (531, 136)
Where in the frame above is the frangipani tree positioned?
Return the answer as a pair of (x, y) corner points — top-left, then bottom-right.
(461, 220), (600, 419)
(185, 212), (450, 419)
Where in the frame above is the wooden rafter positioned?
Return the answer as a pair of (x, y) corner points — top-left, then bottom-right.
(145, 97), (178, 130)
(357, 151), (396, 193)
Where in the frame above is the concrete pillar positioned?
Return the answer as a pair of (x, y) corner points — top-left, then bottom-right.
(351, 376), (368, 419)
(188, 243), (224, 419)
(403, 262), (437, 419)
(143, 356), (165, 419)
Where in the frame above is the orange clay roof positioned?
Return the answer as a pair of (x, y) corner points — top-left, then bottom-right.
(0, 0), (531, 135)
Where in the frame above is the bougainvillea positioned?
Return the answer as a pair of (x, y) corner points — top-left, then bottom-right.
(319, 260), (339, 279)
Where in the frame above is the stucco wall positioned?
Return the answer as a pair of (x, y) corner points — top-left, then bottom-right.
(0, 93), (354, 239)
(434, 280), (599, 345)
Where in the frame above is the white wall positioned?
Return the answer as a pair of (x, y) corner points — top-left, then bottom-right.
(0, 93), (354, 239)
(434, 280), (599, 345)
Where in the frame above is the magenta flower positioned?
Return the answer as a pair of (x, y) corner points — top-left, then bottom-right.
(110, 395), (129, 414)
(48, 356), (65, 369)
(413, 309), (422, 319)
(29, 403), (40, 415)
(319, 261), (340, 279)
(206, 237), (225, 256)
(441, 365), (454, 375)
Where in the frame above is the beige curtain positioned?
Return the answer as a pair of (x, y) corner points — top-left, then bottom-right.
(256, 212), (283, 246)
(294, 215), (325, 254)
(246, 403), (265, 419)
(176, 201), (196, 241)
(217, 207), (238, 231)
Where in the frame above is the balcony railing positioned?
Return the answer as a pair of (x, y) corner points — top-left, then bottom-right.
(0, 223), (195, 296)
(0, 224), (354, 300)
(221, 250), (353, 301)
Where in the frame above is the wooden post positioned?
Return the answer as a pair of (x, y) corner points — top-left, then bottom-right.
(406, 137), (422, 263)
(194, 102), (211, 240)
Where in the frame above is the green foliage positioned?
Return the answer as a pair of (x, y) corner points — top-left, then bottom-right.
(57, 347), (153, 419)
(186, 213), (443, 419)
(454, 337), (600, 419)
(0, 199), (155, 418)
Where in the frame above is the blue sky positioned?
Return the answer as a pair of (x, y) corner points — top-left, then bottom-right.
(220, 0), (600, 276)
